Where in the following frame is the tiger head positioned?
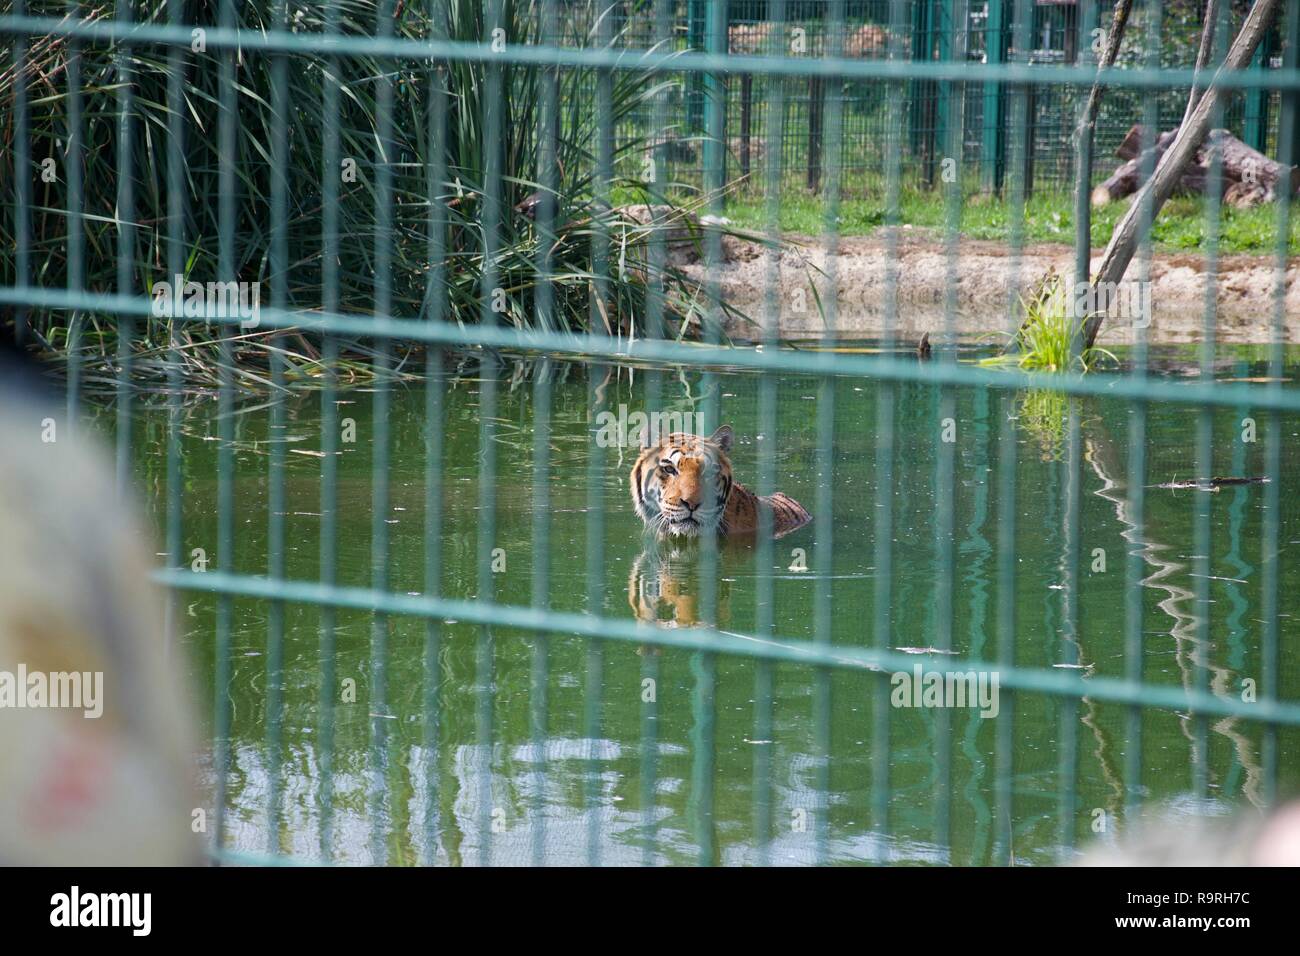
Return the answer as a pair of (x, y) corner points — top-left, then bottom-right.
(630, 425), (734, 538)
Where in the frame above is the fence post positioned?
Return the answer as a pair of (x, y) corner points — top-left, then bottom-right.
(1280, 0), (1300, 174)
(1017, 2), (1037, 200)
(1243, 24), (1276, 152)
(934, 0), (953, 188)
(982, 0), (1008, 194)
(703, 0), (728, 200)
(808, 74), (824, 191)
(689, 0), (707, 139)
(740, 72), (753, 180)
(1242, 27), (1274, 150)
(1073, 0), (1099, 302)
(911, 0), (935, 185)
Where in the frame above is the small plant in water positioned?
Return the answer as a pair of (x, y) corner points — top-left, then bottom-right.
(982, 271), (1117, 373)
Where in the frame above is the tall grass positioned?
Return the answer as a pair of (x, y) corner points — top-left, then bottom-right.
(982, 271), (1117, 374)
(1, 0), (746, 382)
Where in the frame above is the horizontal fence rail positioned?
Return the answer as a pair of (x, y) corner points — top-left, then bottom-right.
(0, 16), (1295, 91)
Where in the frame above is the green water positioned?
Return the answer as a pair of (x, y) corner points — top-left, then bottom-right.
(109, 348), (1299, 865)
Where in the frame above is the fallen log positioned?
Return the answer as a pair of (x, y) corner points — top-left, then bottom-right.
(1115, 125), (1177, 161)
(1092, 156), (1224, 205)
(1095, 127), (1178, 204)
(1097, 124), (1300, 206)
(1098, 123), (1300, 207)
(1202, 127), (1300, 198)
(1093, 158), (1155, 206)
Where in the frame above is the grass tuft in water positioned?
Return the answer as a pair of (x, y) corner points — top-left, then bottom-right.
(981, 272), (1117, 374)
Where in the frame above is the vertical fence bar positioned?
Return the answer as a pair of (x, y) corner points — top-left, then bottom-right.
(366, 0), (397, 865)
(1121, 0), (1164, 824)
(1070, 0), (1099, 311)
(871, 1), (908, 862)
(528, 356), (551, 867)
(1259, 411), (1281, 805)
(163, 0), (185, 662)
(420, 0), (451, 867)
(915, 0), (935, 184)
(1056, 397), (1081, 857)
(1004, 0), (1032, 334)
(316, 0), (343, 863)
(687, 0), (728, 868)
(212, 0), (240, 860)
(64, 0), (82, 421)
(1260, 0), (1297, 805)
(583, 1), (615, 869)
(422, 344), (446, 864)
(262, 0), (291, 855)
(1191, 1), (1232, 800)
(753, 0), (786, 868)
(584, 362), (607, 867)
(962, 389), (994, 864)
(1241, 35), (1272, 151)
(810, 0), (845, 867)
(639, 0), (673, 868)
(475, 0), (505, 865)
(1132, 0), (1162, 375)
(527, 2), (555, 869)
(992, 391), (1017, 865)
(933, 0), (952, 190)
(114, 0), (135, 495)
(981, 0), (1007, 194)
(12, 0), (30, 347)
(931, 0), (967, 860)
(995, 0), (1033, 868)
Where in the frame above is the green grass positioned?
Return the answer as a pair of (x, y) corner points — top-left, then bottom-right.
(722, 181), (1300, 255)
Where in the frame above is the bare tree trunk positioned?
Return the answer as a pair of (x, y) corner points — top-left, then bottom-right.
(1079, 1), (1137, 142)
(1181, 0), (1220, 129)
(1083, 0), (1283, 350)
(1073, 1), (1136, 287)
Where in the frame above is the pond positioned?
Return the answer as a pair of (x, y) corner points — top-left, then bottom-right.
(98, 344), (1300, 865)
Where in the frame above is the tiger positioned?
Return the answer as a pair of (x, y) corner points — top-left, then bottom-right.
(629, 424), (811, 538)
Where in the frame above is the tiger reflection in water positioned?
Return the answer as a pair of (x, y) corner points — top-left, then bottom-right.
(627, 539), (736, 631)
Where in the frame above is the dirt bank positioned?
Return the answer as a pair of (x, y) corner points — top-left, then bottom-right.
(693, 232), (1300, 345)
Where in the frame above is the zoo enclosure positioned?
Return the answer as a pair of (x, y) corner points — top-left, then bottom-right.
(1, 0), (1299, 864)
(610, 0), (1293, 194)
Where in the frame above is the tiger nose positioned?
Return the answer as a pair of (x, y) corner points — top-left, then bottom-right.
(683, 498), (700, 513)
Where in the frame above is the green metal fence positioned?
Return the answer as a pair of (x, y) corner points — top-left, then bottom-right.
(613, 1), (1285, 194)
(2, 0), (1298, 864)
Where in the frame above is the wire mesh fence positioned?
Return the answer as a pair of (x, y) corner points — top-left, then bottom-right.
(1, 0), (1298, 865)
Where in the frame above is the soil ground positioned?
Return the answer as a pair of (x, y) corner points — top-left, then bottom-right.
(695, 231), (1300, 346)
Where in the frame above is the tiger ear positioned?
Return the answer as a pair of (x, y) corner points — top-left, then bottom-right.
(709, 425), (734, 452)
